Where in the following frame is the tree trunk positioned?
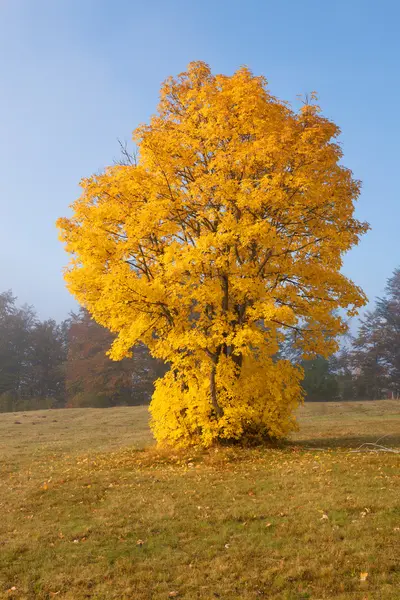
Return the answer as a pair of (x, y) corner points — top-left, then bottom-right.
(210, 360), (223, 418)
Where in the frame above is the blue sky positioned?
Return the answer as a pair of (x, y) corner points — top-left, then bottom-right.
(0, 0), (399, 321)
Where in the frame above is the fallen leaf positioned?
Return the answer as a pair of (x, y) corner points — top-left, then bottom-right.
(168, 592), (179, 598)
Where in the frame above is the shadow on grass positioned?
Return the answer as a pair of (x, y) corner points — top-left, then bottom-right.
(289, 433), (400, 450)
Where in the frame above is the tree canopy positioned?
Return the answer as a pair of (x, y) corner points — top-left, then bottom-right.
(57, 62), (368, 446)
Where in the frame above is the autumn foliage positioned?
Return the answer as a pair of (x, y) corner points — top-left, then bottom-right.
(66, 309), (133, 407)
(57, 62), (368, 446)
(66, 308), (166, 407)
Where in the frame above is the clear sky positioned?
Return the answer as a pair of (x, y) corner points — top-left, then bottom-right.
(1, 0), (399, 322)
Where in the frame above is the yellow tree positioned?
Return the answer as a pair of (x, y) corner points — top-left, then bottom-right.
(57, 62), (368, 446)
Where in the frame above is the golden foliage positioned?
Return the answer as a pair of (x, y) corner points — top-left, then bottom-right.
(57, 62), (368, 446)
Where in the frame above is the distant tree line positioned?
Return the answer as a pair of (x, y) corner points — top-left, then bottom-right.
(282, 267), (400, 401)
(0, 293), (165, 412)
(0, 267), (398, 412)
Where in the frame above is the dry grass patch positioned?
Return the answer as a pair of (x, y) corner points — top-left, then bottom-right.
(0, 401), (399, 599)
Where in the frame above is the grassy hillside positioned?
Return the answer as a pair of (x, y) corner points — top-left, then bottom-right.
(0, 401), (399, 599)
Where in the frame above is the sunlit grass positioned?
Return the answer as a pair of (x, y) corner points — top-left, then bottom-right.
(0, 401), (399, 599)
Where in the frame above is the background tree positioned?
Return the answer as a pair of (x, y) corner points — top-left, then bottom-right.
(350, 311), (387, 399)
(0, 292), (65, 410)
(57, 62), (368, 446)
(66, 308), (164, 407)
(24, 319), (67, 405)
(301, 356), (339, 402)
(375, 268), (400, 396)
(349, 268), (400, 399)
(0, 291), (35, 401)
(331, 349), (357, 401)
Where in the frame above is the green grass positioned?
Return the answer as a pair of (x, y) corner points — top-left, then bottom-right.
(0, 401), (399, 599)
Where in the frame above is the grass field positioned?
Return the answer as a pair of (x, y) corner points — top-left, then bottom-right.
(0, 401), (399, 600)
